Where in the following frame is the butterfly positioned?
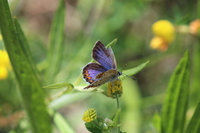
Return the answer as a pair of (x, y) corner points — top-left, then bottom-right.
(82, 41), (122, 89)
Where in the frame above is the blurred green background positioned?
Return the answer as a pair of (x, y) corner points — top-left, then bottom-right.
(0, 0), (199, 132)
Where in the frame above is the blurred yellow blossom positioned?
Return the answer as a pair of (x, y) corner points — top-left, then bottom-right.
(189, 19), (200, 35)
(0, 66), (8, 80)
(152, 20), (175, 42)
(0, 34), (2, 40)
(150, 36), (168, 51)
(0, 50), (11, 80)
(0, 50), (11, 69)
(151, 20), (175, 51)
(82, 108), (97, 123)
(107, 79), (123, 98)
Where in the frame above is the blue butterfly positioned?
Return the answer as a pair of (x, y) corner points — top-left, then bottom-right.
(82, 41), (122, 89)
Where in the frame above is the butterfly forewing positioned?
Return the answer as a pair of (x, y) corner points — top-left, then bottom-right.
(92, 41), (116, 70)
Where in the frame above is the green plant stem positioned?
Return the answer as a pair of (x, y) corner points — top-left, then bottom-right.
(116, 94), (120, 133)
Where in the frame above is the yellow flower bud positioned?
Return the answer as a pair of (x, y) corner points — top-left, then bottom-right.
(82, 108), (97, 123)
(150, 36), (168, 51)
(0, 66), (8, 80)
(152, 20), (175, 43)
(107, 79), (123, 98)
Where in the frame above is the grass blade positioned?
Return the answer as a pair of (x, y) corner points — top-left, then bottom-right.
(43, 82), (73, 90)
(161, 51), (190, 133)
(13, 18), (41, 81)
(46, 0), (65, 82)
(185, 103), (200, 133)
(0, 0), (51, 132)
(105, 38), (118, 48)
(52, 111), (75, 133)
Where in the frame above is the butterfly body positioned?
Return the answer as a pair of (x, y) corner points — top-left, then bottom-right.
(84, 69), (120, 89)
(82, 41), (121, 89)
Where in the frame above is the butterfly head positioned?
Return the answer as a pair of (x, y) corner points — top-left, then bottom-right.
(117, 71), (122, 76)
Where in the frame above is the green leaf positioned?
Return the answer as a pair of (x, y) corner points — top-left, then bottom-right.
(112, 109), (121, 126)
(0, 0), (51, 133)
(43, 82), (73, 90)
(46, 0), (65, 82)
(13, 18), (41, 81)
(53, 111), (75, 133)
(152, 113), (161, 133)
(105, 38), (118, 48)
(161, 51), (190, 133)
(119, 61), (149, 80)
(185, 103), (200, 133)
(191, 43), (200, 105)
(85, 118), (104, 133)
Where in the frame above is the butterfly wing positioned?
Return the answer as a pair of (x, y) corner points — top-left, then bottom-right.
(108, 47), (117, 69)
(92, 41), (117, 70)
(82, 63), (106, 84)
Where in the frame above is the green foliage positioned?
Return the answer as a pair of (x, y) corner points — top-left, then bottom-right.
(191, 43), (200, 105)
(52, 111), (75, 133)
(1, 0), (200, 133)
(185, 103), (200, 133)
(85, 118), (105, 133)
(120, 61), (149, 80)
(161, 51), (190, 133)
(0, 0), (51, 133)
(46, 0), (65, 83)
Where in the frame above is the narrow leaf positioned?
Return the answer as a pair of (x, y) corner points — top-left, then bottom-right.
(119, 61), (149, 80)
(14, 18), (41, 82)
(53, 111), (75, 133)
(152, 113), (161, 133)
(113, 109), (121, 126)
(46, 0), (65, 82)
(161, 51), (190, 133)
(0, 0), (51, 133)
(106, 38), (118, 48)
(185, 103), (200, 133)
(43, 82), (73, 90)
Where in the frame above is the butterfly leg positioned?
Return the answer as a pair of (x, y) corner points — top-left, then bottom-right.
(83, 80), (101, 89)
(83, 84), (94, 89)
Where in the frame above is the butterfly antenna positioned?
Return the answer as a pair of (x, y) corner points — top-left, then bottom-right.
(121, 73), (137, 81)
(118, 64), (128, 73)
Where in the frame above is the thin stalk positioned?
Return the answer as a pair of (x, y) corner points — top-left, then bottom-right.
(116, 94), (120, 133)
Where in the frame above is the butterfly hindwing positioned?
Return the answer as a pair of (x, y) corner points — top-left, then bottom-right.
(92, 41), (117, 70)
(82, 63), (106, 83)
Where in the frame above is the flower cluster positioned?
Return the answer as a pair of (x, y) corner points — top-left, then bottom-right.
(82, 108), (97, 123)
(107, 79), (123, 98)
(150, 20), (175, 51)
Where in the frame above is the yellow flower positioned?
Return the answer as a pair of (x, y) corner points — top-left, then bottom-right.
(82, 108), (97, 123)
(189, 19), (200, 35)
(0, 50), (11, 80)
(0, 34), (2, 40)
(150, 36), (168, 51)
(152, 20), (175, 43)
(0, 50), (11, 69)
(107, 79), (123, 98)
(0, 66), (8, 80)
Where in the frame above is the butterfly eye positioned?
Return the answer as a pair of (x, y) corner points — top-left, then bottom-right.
(118, 71), (122, 76)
